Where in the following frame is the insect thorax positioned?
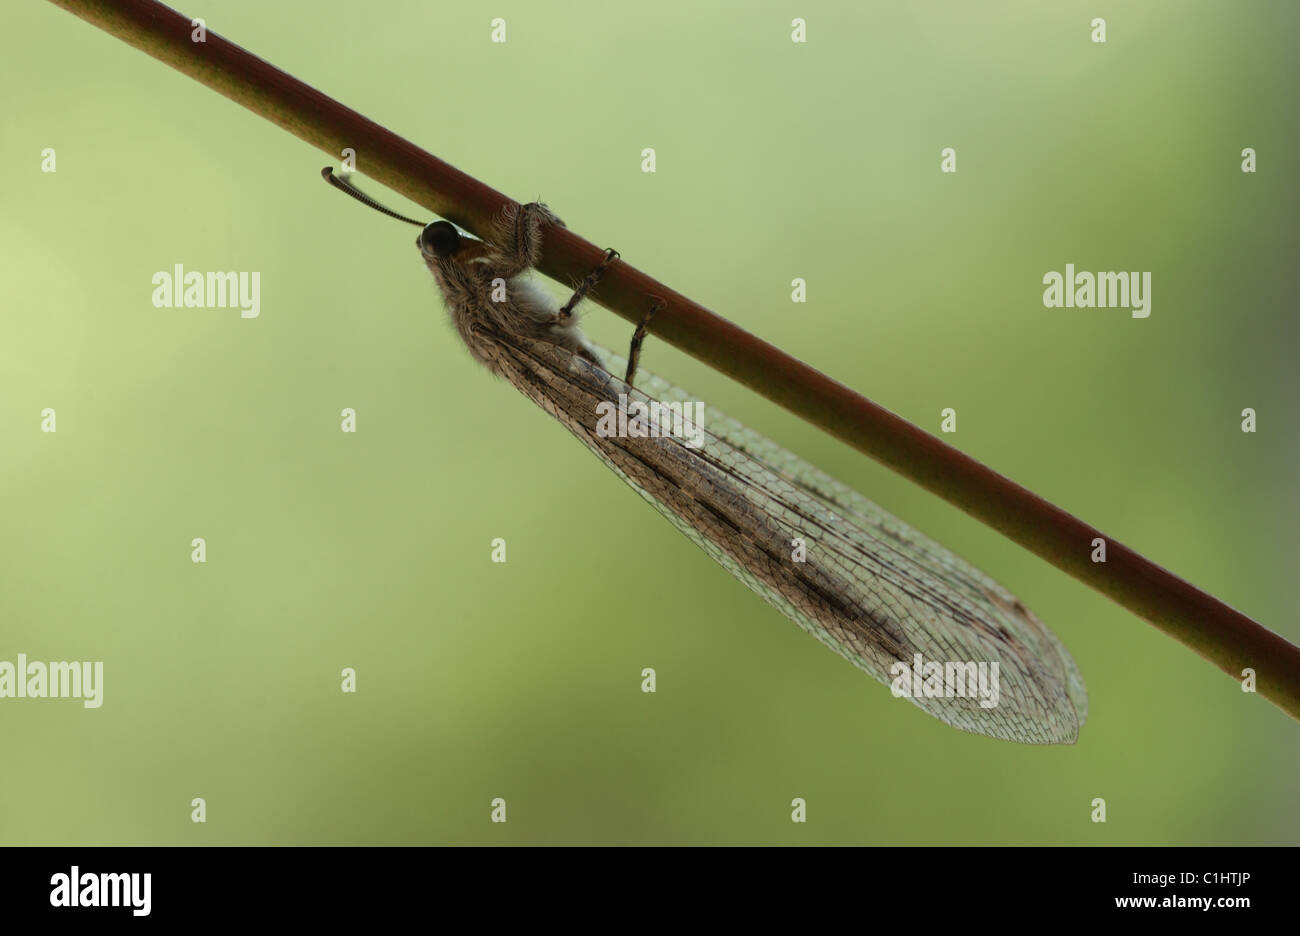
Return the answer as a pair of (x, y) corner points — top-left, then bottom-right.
(428, 255), (600, 375)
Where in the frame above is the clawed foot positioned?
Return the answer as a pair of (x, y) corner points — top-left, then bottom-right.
(524, 201), (566, 229)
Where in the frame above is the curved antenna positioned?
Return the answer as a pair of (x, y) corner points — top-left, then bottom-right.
(320, 167), (425, 227)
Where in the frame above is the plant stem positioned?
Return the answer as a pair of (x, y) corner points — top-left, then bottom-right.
(48, 0), (1300, 723)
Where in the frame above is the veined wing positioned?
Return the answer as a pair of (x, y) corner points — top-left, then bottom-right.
(481, 325), (1087, 744)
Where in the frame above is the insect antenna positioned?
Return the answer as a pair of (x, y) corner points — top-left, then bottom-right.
(320, 167), (425, 227)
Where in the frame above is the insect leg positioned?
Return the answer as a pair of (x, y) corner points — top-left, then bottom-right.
(557, 248), (620, 324)
(624, 297), (666, 387)
(486, 201), (565, 278)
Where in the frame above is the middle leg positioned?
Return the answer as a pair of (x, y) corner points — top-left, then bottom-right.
(557, 248), (620, 325)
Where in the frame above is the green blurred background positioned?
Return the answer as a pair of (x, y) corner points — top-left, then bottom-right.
(2, 0), (1296, 844)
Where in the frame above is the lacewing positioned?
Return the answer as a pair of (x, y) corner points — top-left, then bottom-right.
(323, 169), (1088, 744)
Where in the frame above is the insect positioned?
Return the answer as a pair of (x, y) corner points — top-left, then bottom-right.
(322, 168), (1088, 744)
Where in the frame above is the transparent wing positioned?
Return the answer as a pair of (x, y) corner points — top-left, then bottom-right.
(483, 327), (1087, 744)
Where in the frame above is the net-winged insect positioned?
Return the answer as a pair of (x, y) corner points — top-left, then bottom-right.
(322, 168), (1087, 744)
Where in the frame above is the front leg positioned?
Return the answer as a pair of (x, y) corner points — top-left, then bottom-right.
(486, 201), (564, 278)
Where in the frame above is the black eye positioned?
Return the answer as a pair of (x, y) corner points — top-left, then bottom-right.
(420, 221), (460, 257)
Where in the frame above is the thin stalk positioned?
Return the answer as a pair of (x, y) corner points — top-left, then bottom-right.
(48, 0), (1300, 722)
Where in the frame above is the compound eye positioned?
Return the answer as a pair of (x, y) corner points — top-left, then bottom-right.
(420, 221), (461, 257)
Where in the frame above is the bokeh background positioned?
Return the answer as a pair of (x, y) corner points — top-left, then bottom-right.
(2, 0), (1297, 844)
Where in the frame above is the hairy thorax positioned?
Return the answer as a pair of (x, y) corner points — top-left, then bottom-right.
(428, 254), (601, 376)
